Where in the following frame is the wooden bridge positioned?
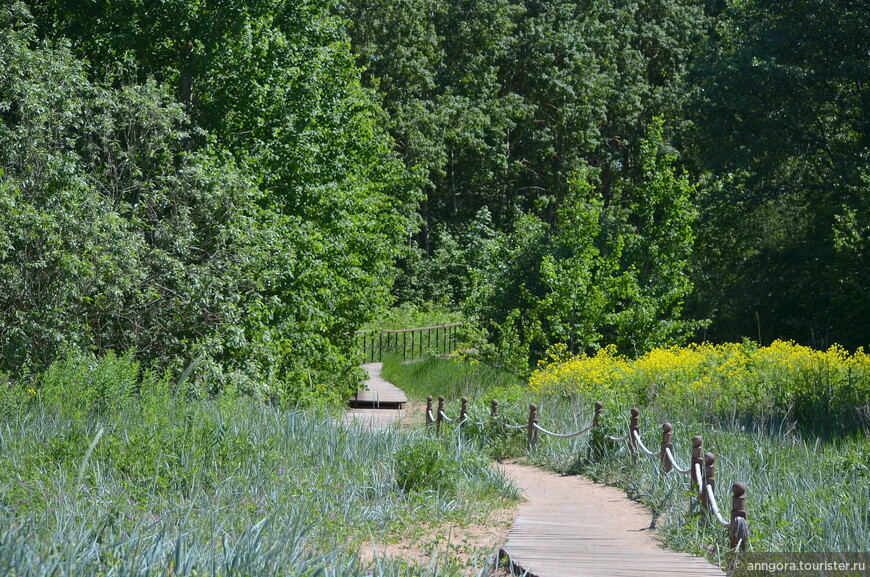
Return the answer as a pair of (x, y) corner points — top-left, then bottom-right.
(343, 363), (406, 429)
(355, 323), (462, 363)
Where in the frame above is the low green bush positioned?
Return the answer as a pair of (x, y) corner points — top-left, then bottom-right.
(394, 438), (456, 494)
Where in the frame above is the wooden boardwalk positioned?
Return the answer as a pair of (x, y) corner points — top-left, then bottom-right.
(343, 363), (406, 430)
(500, 463), (724, 577)
(349, 362), (408, 408)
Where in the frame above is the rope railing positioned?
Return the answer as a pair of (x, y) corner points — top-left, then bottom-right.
(632, 429), (661, 457)
(503, 422), (529, 430)
(663, 446), (692, 474)
(425, 394), (750, 551)
(706, 484), (730, 527)
(533, 422), (594, 439)
(438, 410), (455, 423)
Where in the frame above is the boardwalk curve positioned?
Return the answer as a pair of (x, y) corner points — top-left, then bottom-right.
(500, 462), (723, 577)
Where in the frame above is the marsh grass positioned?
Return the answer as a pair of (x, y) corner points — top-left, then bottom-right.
(0, 352), (517, 576)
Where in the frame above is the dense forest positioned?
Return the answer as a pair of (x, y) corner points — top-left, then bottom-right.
(1, 0), (867, 400)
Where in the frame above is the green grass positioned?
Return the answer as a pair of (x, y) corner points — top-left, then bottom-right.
(384, 354), (870, 564)
(0, 351), (518, 576)
(381, 354), (524, 403)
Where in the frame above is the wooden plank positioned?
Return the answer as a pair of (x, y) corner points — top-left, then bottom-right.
(341, 364), (408, 430)
(501, 463), (724, 577)
(349, 363), (408, 407)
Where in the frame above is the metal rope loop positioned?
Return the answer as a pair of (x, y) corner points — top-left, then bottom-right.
(631, 430), (661, 457)
(664, 446), (692, 474)
(532, 422), (593, 439)
(438, 410), (455, 423)
(705, 484), (731, 527)
(427, 410), (436, 423)
(606, 433), (630, 442)
(503, 422), (529, 430)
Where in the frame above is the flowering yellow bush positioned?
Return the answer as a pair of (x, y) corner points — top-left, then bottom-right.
(529, 341), (870, 429)
(530, 344), (633, 401)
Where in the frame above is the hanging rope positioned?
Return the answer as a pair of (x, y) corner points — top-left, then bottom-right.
(438, 410), (455, 423)
(606, 432), (630, 442)
(693, 463), (705, 496)
(503, 422), (530, 430)
(705, 484), (731, 527)
(663, 446), (692, 474)
(532, 422), (593, 439)
(631, 430), (661, 457)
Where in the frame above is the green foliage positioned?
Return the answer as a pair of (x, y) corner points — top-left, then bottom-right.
(687, 0), (870, 349)
(394, 438), (456, 494)
(360, 303), (464, 332)
(381, 353), (525, 403)
(39, 350), (140, 418)
(3, 2), (418, 402)
(469, 118), (699, 370)
(341, 0), (709, 331)
(0, 13), (260, 383)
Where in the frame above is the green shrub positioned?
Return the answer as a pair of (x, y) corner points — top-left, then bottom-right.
(38, 349), (140, 418)
(394, 438), (456, 494)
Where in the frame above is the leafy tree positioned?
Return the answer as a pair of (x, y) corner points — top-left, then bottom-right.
(342, 0), (708, 321)
(0, 8), (260, 387)
(687, 0), (870, 349)
(27, 0), (419, 398)
(470, 118), (698, 370)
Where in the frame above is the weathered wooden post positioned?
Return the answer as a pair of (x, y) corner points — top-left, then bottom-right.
(590, 401), (604, 459)
(527, 404), (538, 450)
(437, 396), (445, 434)
(660, 422), (673, 472)
(425, 396), (433, 429)
(691, 436), (703, 490)
(490, 399), (499, 419)
(702, 452), (716, 509)
(459, 397), (468, 427)
(628, 407), (640, 454)
(730, 482), (748, 551)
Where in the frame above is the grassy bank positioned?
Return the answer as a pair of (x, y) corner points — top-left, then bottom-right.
(0, 351), (517, 576)
(384, 351), (870, 564)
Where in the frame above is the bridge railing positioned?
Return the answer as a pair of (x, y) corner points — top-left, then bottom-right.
(355, 323), (463, 363)
(426, 395), (749, 552)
